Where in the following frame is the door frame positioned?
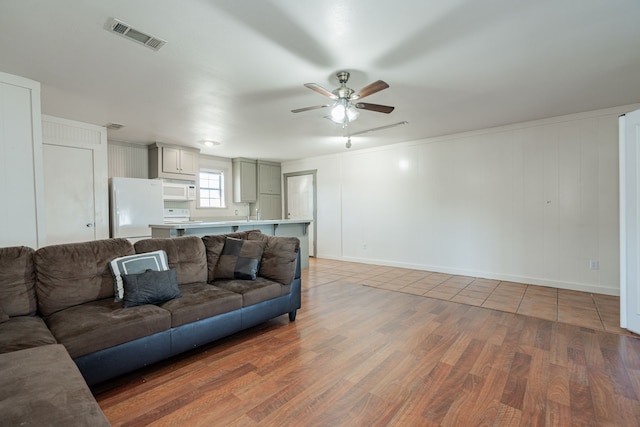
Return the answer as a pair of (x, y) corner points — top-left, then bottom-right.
(42, 115), (109, 242)
(619, 109), (640, 334)
(284, 170), (317, 257)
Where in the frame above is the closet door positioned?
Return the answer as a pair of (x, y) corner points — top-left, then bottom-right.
(42, 115), (108, 244)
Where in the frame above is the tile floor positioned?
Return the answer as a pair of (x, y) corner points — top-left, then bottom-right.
(303, 258), (636, 337)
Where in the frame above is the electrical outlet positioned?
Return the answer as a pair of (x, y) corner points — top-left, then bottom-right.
(589, 260), (599, 270)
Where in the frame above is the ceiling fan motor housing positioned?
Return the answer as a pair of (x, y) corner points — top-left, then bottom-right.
(333, 72), (355, 99)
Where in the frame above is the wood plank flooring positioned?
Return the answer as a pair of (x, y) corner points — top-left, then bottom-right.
(94, 260), (640, 426)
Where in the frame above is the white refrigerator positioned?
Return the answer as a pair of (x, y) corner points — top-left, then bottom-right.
(110, 177), (164, 241)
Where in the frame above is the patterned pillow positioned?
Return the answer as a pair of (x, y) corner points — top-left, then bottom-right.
(109, 250), (169, 301)
(121, 268), (181, 308)
(214, 237), (266, 280)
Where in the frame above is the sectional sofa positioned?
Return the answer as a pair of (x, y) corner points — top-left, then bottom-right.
(0, 231), (301, 426)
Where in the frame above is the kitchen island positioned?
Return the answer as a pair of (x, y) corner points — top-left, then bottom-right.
(150, 219), (312, 268)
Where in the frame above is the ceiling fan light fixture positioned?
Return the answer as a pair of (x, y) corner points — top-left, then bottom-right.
(330, 99), (359, 124)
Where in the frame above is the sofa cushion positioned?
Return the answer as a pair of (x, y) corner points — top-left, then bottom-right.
(215, 237), (266, 280)
(110, 250), (169, 301)
(202, 230), (262, 282)
(44, 298), (171, 358)
(0, 316), (57, 354)
(122, 268), (182, 308)
(0, 309), (8, 323)
(215, 277), (289, 307)
(35, 238), (135, 316)
(159, 283), (242, 327)
(0, 246), (37, 317)
(0, 344), (110, 426)
(135, 236), (207, 285)
(249, 234), (300, 285)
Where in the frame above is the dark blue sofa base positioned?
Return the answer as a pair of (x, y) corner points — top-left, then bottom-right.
(74, 330), (172, 386)
(76, 275), (302, 387)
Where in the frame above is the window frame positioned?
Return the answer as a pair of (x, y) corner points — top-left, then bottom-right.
(197, 168), (226, 209)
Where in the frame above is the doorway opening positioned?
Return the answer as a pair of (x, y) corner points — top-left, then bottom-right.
(284, 170), (317, 257)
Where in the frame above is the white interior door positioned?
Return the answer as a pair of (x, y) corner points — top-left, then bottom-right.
(43, 144), (97, 244)
(620, 108), (640, 334)
(286, 173), (315, 257)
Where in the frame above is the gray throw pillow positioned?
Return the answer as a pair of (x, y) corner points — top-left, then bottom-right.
(109, 250), (169, 301)
(214, 237), (266, 280)
(121, 268), (181, 308)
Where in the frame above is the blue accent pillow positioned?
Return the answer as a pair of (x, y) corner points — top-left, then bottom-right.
(121, 268), (181, 308)
(109, 250), (169, 301)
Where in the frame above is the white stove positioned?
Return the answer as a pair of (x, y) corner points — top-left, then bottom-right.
(163, 208), (191, 223)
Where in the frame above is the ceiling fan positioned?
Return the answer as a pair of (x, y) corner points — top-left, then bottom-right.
(291, 71), (395, 126)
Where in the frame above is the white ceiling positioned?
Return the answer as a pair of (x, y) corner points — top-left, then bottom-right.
(1, 0), (639, 161)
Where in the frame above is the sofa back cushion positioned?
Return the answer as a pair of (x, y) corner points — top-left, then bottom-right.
(248, 234), (300, 285)
(202, 230), (262, 282)
(134, 236), (207, 285)
(0, 246), (37, 317)
(34, 239), (134, 316)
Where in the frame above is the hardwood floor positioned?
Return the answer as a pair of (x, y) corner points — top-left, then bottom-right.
(94, 260), (640, 426)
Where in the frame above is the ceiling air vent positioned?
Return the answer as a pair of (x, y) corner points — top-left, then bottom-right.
(106, 18), (166, 51)
(105, 122), (125, 130)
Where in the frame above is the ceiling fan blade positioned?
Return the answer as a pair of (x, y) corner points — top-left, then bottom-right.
(291, 104), (330, 113)
(304, 83), (338, 99)
(351, 80), (389, 100)
(355, 102), (395, 114)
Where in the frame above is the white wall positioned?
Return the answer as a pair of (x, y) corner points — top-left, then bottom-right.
(282, 104), (640, 295)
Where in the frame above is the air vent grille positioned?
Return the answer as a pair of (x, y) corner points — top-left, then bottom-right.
(106, 18), (166, 51)
(105, 122), (125, 130)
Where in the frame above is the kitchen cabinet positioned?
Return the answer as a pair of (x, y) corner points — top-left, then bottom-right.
(0, 72), (46, 248)
(257, 194), (282, 220)
(149, 142), (199, 179)
(257, 161), (281, 194)
(254, 160), (282, 219)
(232, 158), (257, 203)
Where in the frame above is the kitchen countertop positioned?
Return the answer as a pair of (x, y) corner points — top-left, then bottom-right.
(150, 218), (312, 229)
(149, 218), (313, 268)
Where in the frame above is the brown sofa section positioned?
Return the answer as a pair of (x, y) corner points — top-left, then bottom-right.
(0, 246), (56, 355)
(1, 232), (301, 425)
(134, 236), (243, 328)
(215, 277), (290, 307)
(45, 298), (171, 359)
(0, 316), (57, 354)
(0, 345), (110, 426)
(135, 235), (208, 284)
(0, 246), (38, 317)
(34, 238), (134, 316)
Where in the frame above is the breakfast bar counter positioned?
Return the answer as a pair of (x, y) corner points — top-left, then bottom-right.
(150, 219), (312, 268)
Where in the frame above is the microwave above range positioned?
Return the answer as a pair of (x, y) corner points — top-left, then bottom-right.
(162, 182), (196, 201)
